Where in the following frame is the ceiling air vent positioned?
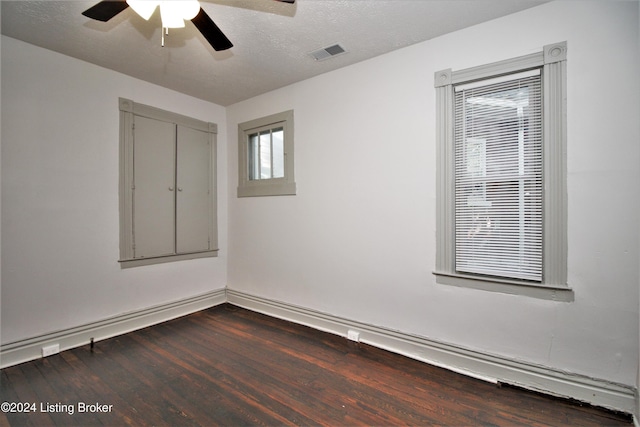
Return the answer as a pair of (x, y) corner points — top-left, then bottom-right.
(310, 43), (347, 61)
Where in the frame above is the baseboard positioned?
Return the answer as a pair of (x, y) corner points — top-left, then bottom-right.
(2, 287), (635, 416)
(0, 288), (226, 369)
(226, 289), (636, 415)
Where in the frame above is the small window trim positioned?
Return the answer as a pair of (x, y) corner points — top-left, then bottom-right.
(237, 110), (296, 197)
(433, 42), (573, 301)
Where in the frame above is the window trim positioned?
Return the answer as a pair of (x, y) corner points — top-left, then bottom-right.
(433, 42), (572, 301)
(237, 110), (296, 197)
(119, 98), (218, 268)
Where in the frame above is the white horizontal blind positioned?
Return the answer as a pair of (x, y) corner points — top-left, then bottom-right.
(454, 70), (543, 282)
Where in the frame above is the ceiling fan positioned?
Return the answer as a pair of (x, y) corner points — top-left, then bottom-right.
(82, 0), (295, 51)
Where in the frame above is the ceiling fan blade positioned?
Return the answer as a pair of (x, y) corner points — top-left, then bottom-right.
(191, 8), (233, 51)
(82, 0), (129, 22)
(275, 0), (295, 3)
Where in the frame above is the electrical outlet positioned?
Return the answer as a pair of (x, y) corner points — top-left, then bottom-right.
(42, 344), (60, 357)
(347, 330), (360, 342)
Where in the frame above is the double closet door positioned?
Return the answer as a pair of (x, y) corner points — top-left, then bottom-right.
(119, 98), (217, 267)
(133, 116), (211, 258)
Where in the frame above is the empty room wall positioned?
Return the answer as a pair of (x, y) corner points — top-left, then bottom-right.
(1, 36), (228, 347)
(227, 0), (639, 401)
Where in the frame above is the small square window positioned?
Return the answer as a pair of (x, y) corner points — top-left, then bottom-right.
(238, 111), (296, 197)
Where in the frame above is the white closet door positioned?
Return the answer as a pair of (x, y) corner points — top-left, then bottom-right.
(176, 125), (211, 253)
(133, 116), (176, 258)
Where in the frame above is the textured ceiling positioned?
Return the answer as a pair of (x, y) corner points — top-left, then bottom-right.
(1, 0), (549, 106)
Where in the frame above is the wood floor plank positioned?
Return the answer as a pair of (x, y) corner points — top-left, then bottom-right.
(165, 316), (359, 424)
(2, 362), (55, 426)
(0, 304), (633, 426)
(197, 309), (500, 425)
(146, 331), (319, 425)
(129, 330), (291, 426)
(106, 337), (227, 426)
(63, 335), (214, 426)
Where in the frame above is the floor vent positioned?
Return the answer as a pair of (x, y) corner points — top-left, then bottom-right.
(310, 43), (347, 61)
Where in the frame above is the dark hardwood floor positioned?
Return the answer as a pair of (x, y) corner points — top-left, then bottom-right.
(0, 304), (633, 426)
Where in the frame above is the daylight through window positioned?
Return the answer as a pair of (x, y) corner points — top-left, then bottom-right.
(249, 127), (285, 180)
(454, 71), (542, 282)
(237, 110), (296, 197)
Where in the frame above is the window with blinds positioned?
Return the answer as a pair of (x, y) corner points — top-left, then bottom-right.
(454, 70), (542, 282)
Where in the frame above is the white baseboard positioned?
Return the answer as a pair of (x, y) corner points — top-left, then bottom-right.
(0, 288), (226, 369)
(226, 289), (636, 415)
(2, 287), (635, 416)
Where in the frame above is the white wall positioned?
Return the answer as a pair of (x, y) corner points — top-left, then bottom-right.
(1, 36), (228, 344)
(227, 0), (639, 388)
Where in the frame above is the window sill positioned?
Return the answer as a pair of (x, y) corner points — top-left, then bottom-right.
(119, 250), (218, 269)
(434, 271), (574, 302)
(237, 181), (297, 197)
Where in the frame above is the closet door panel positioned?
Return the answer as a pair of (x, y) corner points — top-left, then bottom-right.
(176, 125), (211, 253)
(133, 116), (176, 258)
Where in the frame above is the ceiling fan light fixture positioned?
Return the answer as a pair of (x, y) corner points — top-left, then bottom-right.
(127, 1), (201, 28)
(126, 0), (158, 20)
(160, 2), (186, 28)
(160, 1), (201, 28)
(83, 0), (294, 52)
(177, 1), (201, 20)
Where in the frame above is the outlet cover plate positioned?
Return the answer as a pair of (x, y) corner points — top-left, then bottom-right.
(42, 344), (60, 357)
